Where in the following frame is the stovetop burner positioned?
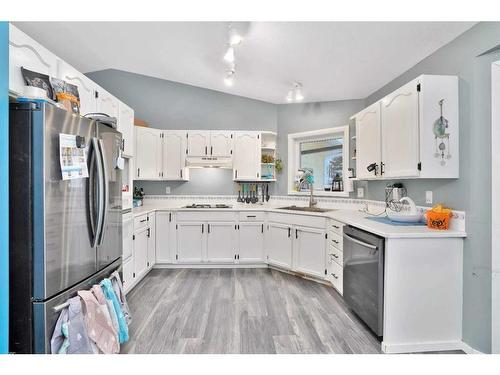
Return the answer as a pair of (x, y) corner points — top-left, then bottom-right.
(182, 204), (232, 209)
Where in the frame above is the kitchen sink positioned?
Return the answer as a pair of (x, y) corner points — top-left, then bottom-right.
(278, 205), (335, 213)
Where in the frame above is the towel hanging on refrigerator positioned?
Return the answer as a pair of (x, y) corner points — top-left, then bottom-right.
(100, 278), (129, 344)
(111, 271), (132, 325)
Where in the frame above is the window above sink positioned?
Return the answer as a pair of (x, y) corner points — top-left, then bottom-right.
(288, 126), (350, 197)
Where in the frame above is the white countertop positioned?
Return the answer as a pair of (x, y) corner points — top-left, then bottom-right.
(132, 203), (467, 239)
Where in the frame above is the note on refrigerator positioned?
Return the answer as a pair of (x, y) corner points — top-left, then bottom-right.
(59, 133), (89, 180)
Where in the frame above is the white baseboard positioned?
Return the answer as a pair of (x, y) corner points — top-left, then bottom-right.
(381, 340), (464, 354)
(153, 263), (268, 269)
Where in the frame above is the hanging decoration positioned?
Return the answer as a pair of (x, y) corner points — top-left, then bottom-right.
(433, 99), (451, 165)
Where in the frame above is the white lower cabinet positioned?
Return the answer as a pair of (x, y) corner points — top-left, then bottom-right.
(206, 222), (235, 263)
(122, 257), (134, 293)
(156, 211), (173, 263)
(177, 222), (204, 263)
(147, 212), (156, 270)
(327, 260), (343, 294)
(238, 222), (265, 263)
(293, 226), (327, 278)
(267, 223), (293, 269)
(134, 226), (149, 280)
(122, 212), (133, 261)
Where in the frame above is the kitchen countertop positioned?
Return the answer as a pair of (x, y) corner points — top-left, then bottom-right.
(132, 203), (467, 239)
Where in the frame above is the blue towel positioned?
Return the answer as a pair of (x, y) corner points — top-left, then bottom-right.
(100, 278), (129, 344)
(365, 216), (426, 226)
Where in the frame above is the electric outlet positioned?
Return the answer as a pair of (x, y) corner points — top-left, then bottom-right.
(357, 187), (364, 198)
(165, 186), (171, 194)
(426, 191), (433, 204)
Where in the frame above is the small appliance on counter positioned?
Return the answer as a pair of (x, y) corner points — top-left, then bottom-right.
(133, 186), (145, 207)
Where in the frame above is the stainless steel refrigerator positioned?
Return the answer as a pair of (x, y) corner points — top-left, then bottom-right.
(9, 102), (123, 353)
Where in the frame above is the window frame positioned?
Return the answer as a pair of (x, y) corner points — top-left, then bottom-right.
(287, 126), (350, 197)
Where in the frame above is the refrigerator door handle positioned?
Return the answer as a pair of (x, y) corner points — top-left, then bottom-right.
(97, 138), (109, 245)
(93, 138), (105, 247)
(88, 144), (98, 247)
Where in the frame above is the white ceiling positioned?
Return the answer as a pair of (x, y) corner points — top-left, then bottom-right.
(14, 22), (475, 104)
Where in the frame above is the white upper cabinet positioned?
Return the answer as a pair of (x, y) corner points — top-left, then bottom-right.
(355, 102), (382, 179)
(118, 101), (135, 158)
(233, 131), (261, 181)
(9, 24), (59, 97)
(210, 131), (233, 156)
(58, 61), (98, 116)
(95, 87), (119, 119)
(354, 75), (459, 180)
(162, 131), (187, 180)
(187, 130), (210, 156)
(135, 127), (162, 180)
(380, 79), (420, 178)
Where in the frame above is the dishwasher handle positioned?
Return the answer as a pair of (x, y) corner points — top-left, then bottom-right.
(343, 233), (378, 250)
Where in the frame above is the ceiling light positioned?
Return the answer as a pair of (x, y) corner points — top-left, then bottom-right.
(229, 28), (243, 46)
(223, 46), (235, 63)
(286, 82), (304, 102)
(224, 69), (235, 86)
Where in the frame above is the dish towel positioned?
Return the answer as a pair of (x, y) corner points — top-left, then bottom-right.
(66, 296), (94, 354)
(78, 290), (120, 354)
(100, 278), (129, 344)
(110, 271), (132, 325)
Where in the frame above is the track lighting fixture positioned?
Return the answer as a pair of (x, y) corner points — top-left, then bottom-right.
(224, 68), (235, 86)
(223, 46), (235, 64)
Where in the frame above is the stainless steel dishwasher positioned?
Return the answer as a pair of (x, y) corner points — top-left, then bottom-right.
(343, 225), (385, 337)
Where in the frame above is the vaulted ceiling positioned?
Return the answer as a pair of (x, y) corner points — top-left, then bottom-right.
(15, 22), (475, 103)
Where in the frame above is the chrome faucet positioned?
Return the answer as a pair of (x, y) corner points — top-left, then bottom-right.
(298, 169), (317, 208)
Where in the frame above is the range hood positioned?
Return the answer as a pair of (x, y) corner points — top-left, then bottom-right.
(185, 156), (233, 168)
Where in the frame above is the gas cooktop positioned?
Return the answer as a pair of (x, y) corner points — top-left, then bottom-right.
(182, 204), (232, 209)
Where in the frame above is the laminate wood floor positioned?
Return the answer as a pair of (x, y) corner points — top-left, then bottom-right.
(122, 268), (385, 354)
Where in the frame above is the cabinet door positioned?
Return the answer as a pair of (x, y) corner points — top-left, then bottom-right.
(122, 213), (133, 261)
(9, 24), (59, 97)
(187, 131), (210, 156)
(210, 131), (233, 157)
(206, 222), (235, 263)
(238, 222), (264, 263)
(381, 80), (420, 178)
(134, 227), (149, 280)
(155, 212), (172, 263)
(267, 223), (293, 269)
(177, 222), (204, 263)
(122, 257), (134, 294)
(95, 87), (119, 119)
(356, 102), (382, 179)
(293, 226), (326, 278)
(233, 131), (261, 181)
(163, 131), (187, 180)
(147, 213), (156, 269)
(58, 61), (97, 116)
(135, 127), (162, 179)
(118, 101), (135, 157)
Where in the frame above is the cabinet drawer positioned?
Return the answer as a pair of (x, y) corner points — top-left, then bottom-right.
(268, 212), (326, 228)
(176, 211), (236, 222)
(238, 211), (265, 222)
(134, 213), (149, 230)
(329, 219), (344, 235)
(329, 232), (343, 250)
(328, 260), (343, 294)
(328, 246), (343, 267)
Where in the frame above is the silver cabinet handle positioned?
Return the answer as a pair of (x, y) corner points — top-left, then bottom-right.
(343, 233), (378, 250)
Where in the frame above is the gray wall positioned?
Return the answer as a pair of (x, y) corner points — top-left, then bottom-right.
(275, 100), (365, 196)
(89, 22), (500, 352)
(86, 69), (278, 196)
(363, 22), (500, 353)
